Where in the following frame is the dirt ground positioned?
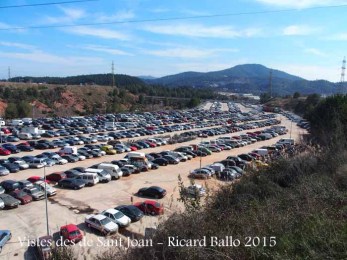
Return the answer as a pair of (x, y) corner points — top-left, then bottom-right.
(0, 103), (305, 259)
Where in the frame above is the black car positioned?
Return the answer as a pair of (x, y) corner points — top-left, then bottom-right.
(34, 143), (50, 150)
(64, 170), (82, 178)
(0, 180), (20, 192)
(162, 155), (179, 164)
(58, 178), (86, 190)
(21, 156), (36, 163)
(115, 205), (144, 222)
(152, 158), (168, 166)
(62, 155), (79, 163)
(237, 154), (255, 162)
(7, 157), (22, 163)
(137, 186), (167, 199)
(226, 156), (246, 169)
(0, 194), (21, 209)
(16, 144), (34, 152)
(2, 163), (20, 173)
(120, 167), (131, 176)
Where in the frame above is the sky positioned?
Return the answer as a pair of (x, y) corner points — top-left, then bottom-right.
(1, 0), (347, 82)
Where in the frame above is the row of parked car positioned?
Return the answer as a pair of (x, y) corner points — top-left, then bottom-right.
(188, 126), (290, 179)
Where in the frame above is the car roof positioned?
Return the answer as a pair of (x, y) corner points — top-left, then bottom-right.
(103, 208), (119, 214)
(61, 224), (79, 232)
(91, 214), (107, 220)
(144, 200), (159, 205)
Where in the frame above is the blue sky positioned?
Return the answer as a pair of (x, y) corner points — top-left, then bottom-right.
(1, 0), (347, 82)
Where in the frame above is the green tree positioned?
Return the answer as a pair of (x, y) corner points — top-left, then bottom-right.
(260, 93), (271, 104)
(5, 103), (18, 118)
(17, 101), (31, 117)
(187, 97), (200, 108)
(293, 92), (301, 98)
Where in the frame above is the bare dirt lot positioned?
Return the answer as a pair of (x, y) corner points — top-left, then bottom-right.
(0, 103), (305, 259)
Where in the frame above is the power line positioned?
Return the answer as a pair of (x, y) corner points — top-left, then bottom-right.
(1, 3), (347, 31)
(0, 0), (98, 9)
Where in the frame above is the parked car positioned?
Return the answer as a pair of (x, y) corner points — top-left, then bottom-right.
(115, 205), (144, 222)
(101, 208), (131, 228)
(9, 190), (33, 205)
(17, 180), (34, 189)
(34, 181), (57, 197)
(59, 224), (83, 244)
(0, 180), (20, 193)
(0, 230), (12, 253)
(0, 194), (20, 209)
(0, 166), (10, 176)
(0, 148), (11, 156)
(23, 187), (45, 200)
(184, 184), (206, 197)
(134, 200), (164, 215)
(137, 186), (167, 199)
(152, 158), (168, 166)
(84, 214), (118, 235)
(46, 172), (66, 182)
(1, 163), (20, 173)
(58, 178), (85, 190)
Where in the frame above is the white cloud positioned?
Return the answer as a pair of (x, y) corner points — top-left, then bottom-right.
(304, 48), (327, 57)
(143, 24), (262, 38)
(254, 0), (347, 8)
(44, 7), (85, 24)
(96, 10), (135, 22)
(0, 50), (104, 66)
(83, 45), (133, 56)
(283, 25), (318, 35)
(144, 47), (238, 58)
(64, 26), (131, 40)
(0, 41), (36, 50)
(327, 33), (347, 40)
(274, 63), (339, 81)
(149, 8), (170, 13)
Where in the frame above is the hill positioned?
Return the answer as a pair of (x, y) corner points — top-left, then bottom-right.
(146, 64), (341, 95)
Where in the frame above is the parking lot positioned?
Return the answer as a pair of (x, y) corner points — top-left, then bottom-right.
(0, 103), (305, 259)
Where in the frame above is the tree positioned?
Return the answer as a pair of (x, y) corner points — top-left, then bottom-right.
(17, 101), (31, 118)
(260, 93), (271, 104)
(293, 92), (301, 98)
(5, 103), (18, 118)
(187, 97), (200, 108)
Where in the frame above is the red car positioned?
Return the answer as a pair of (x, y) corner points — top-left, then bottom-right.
(9, 190), (33, 205)
(27, 176), (50, 184)
(18, 142), (30, 146)
(134, 200), (164, 215)
(46, 172), (66, 182)
(0, 148), (11, 156)
(145, 141), (156, 148)
(60, 224), (83, 244)
(129, 145), (138, 151)
(1, 128), (11, 134)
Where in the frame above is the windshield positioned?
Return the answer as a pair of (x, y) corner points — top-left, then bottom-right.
(114, 212), (125, 219)
(69, 230), (81, 237)
(100, 218), (111, 225)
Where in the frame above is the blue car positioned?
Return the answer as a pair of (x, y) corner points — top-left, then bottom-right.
(0, 230), (11, 253)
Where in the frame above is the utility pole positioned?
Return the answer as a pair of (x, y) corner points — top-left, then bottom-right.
(44, 166), (49, 236)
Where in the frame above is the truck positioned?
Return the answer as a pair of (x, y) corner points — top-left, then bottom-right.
(57, 146), (78, 155)
(97, 163), (123, 180)
(21, 126), (46, 135)
(125, 152), (152, 169)
(104, 121), (116, 130)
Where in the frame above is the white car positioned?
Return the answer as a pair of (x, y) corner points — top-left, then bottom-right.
(76, 154), (86, 161)
(13, 160), (29, 170)
(185, 184), (206, 197)
(51, 155), (68, 165)
(34, 181), (57, 197)
(101, 208), (131, 228)
(85, 214), (118, 235)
